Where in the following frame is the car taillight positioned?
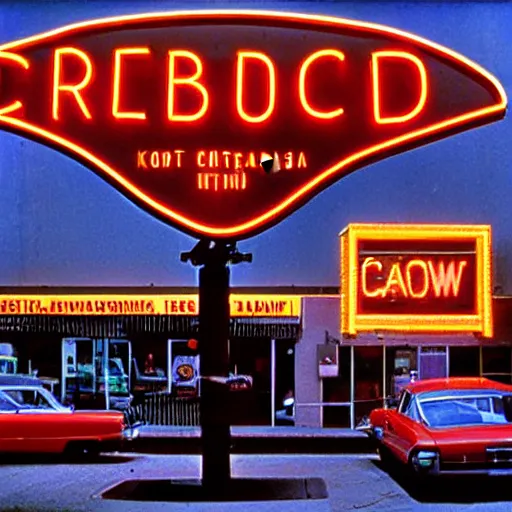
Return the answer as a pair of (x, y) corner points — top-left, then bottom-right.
(411, 450), (439, 473)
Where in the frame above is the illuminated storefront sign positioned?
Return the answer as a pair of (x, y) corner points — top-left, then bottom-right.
(0, 11), (506, 240)
(340, 224), (492, 337)
(0, 294), (301, 317)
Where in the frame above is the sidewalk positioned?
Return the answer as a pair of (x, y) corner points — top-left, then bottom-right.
(133, 426), (372, 454)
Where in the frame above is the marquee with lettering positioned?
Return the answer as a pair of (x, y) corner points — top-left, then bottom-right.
(0, 11), (506, 240)
(340, 224), (492, 337)
(0, 294), (301, 318)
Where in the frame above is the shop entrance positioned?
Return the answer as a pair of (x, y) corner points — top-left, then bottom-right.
(353, 346), (383, 426)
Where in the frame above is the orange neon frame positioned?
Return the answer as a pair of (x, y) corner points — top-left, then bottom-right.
(339, 223), (493, 338)
(0, 11), (507, 240)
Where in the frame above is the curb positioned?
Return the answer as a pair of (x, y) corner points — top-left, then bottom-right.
(132, 434), (373, 454)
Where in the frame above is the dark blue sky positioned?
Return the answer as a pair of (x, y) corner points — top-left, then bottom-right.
(0, 0), (511, 290)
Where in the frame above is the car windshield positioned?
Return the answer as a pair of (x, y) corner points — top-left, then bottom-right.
(418, 392), (512, 428)
(0, 392), (18, 412)
(2, 388), (58, 410)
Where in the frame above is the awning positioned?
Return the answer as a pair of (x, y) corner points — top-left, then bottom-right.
(0, 315), (300, 340)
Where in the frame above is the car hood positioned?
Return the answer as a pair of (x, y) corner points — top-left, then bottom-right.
(72, 410), (124, 419)
(429, 424), (512, 462)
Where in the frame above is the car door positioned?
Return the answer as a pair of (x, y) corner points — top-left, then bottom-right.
(380, 390), (407, 455)
(381, 390), (420, 463)
(389, 395), (429, 463)
(1, 388), (69, 453)
(0, 392), (21, 452)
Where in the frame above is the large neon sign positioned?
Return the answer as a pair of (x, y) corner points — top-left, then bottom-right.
(340, 224), (493, 337)
(0, 11), (507, 240)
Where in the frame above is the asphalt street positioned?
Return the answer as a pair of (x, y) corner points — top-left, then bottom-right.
(1, 453), (512, 512)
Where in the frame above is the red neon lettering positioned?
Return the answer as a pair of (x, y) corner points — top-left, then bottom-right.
(112, 47), (150, 120)
(427, 260), (467, 298)
(167, 50), (209, 122)
(372, 51), (428, 124)
(299, 49), (345, 119)
(405, 259), (429, 298)
(362, 257), (384, 297)
(383, 263), (408, 297)
(362, 257), (467, 299)
(236, 51), (276, 123)
(52, 47), (93, 120)
(0, 52), (30, 116)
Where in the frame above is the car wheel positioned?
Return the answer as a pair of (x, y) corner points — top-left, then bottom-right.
(377, 444), (395, 469)
(406, 466), (435, 499)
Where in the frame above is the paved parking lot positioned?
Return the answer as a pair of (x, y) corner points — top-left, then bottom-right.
(1, 453), (512, 511)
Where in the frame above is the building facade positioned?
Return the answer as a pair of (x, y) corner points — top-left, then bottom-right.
(297, 294), (512, 429)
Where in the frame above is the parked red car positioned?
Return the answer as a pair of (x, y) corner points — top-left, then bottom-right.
(0, 375), (139, 457)
(358, 377), (512, 477)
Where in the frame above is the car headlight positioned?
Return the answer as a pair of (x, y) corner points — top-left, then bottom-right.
(412, 450), (438, 470)
(123, 427), (140, 440)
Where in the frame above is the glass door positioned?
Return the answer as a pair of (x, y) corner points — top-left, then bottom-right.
(353, 346), (384, 426)
(61, 337), (96, 407)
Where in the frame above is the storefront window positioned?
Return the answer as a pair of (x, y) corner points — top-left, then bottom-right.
(131, 336), (169, 398)
(482, 346), (512, 384)
(63, 337), (95, 405)
(168, 340), (199, 399)
(354, 346), (383, 425)
(449, 346), (480, 377)
(419, 347), (447, 380)
(274, 340), (295, 426)
(322, 346), (351, 427)
(227, 338), (271, 425)
(63, 338), (133, 410)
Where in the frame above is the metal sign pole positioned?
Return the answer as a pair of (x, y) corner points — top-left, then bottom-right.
(181, 240), (252, 494)
(198, 251), (231, 490)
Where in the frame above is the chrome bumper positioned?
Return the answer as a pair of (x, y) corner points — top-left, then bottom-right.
(437, 465), (512, 477)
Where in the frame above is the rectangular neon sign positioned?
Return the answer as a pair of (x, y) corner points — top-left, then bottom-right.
(0, 294), (301, 318)
(340, 224), (492, 337)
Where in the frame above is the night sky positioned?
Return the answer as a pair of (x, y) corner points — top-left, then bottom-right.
(0, 0), (510, 291)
